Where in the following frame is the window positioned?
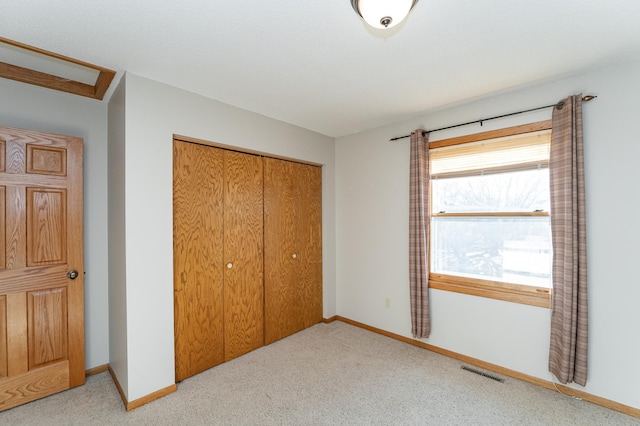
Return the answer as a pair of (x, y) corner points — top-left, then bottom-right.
(428, 121), (552, 307)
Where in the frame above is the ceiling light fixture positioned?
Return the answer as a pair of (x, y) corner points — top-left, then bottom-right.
(350, 0), (419, 29)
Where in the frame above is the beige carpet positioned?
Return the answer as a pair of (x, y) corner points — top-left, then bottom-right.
(1, 321), (638, 425)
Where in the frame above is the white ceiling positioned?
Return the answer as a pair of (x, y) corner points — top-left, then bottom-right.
(2, 0), (640, 138)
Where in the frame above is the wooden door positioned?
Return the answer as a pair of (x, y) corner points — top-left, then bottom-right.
(0, 126), (84, 411)
(296, 164), (322, 330)
(223, 150), (264, 361)
(264, 158), (322, 344)
(264, 159), (298, 344)
(173, 141), (224, 382)
(174, 142), (265, 380)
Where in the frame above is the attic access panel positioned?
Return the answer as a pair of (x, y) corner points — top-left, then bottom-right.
(0, 37), (115, 100)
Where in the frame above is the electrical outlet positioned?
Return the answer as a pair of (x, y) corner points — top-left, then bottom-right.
(385, 297), (391, 309)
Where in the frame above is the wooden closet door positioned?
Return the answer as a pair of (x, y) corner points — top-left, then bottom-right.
(264, 159), (298, 344)
(173, 141), (224, 382)
(264, 158), (322, 344)
(223, 151), (264, 360)
(296, 163), (323, 329)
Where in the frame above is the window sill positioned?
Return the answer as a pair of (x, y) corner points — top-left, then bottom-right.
(429, 273), (551, 308)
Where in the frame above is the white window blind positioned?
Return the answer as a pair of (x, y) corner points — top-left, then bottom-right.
(430, 130), (551, 179)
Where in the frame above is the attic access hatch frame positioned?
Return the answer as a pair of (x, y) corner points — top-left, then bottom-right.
(0, 37), (116, 100)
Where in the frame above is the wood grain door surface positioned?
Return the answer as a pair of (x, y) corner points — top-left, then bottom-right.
(296, 163), (323, 331)
(173, 141), (265, 381)
(222, 150), (264, 361)
(173, 141), (224, 382)
(0, 126), (84, 411)
(264, 158), (322, 345)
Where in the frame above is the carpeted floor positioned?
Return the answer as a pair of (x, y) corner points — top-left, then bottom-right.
(1, 321), (638, 425)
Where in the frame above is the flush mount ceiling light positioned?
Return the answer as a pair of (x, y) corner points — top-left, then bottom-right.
(350, 0), (419, 29)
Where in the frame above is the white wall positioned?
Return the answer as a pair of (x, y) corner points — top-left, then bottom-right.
(112, 73), (336, 401)
(335, 59), (640, 410)
(0, 78), (110, 370)
(107, 77), (128, 393)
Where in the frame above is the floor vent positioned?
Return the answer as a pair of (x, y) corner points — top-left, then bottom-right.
(461, 366), (505, 383)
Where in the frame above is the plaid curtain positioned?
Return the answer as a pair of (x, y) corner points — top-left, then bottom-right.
(409, 129), (430, 338)
(548, 95), (588, 386)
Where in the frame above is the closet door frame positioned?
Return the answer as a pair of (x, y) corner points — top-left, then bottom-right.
(173, 135), (323, 169)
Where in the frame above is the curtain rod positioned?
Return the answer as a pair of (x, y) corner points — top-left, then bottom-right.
(389, 95), (597, 141)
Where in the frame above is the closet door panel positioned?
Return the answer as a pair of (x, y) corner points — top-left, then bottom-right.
(223, 151), (264, 360)
(296, 163), (323, 329)
(173, 142), (224, 382)
(264, 158), (298, 344)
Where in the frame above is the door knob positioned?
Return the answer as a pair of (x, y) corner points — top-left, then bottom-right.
(292, 253), (297, 259)
(227, 263), (233, 269)
(67, 270), (79, 280)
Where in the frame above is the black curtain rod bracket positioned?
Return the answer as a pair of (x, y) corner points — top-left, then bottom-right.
(389, 95), (597, 142)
